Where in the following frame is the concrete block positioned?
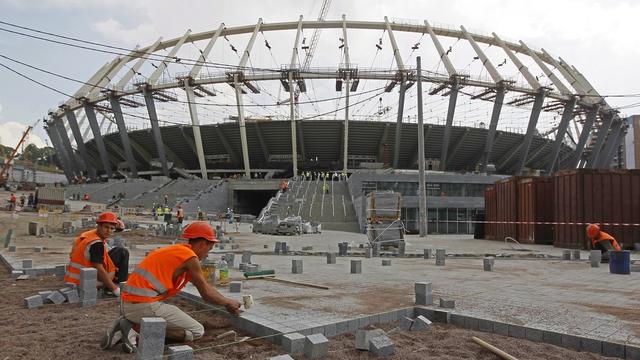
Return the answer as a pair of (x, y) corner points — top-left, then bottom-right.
(369, 334), (395, 357)
(231, 244), (240, 250)
(435, 249), (446, 266)
(326, 253), (336, 264)
(269, 356), (294, 360)
(478, 319), (494, 333)
(34, 246), (43, 253)
(291, 259), (303, 274)
(350, 260), (362, 274)
(450, 314), (466, 327)
(464, 317), (479, 330)
(625, 344), (640, 359)
(432, 310), (451, 324)
(414, 282), (432, 295)
(81, 298), (97, 307)
(347, 319), (359, 332)
(229, 281), (242, 293)
(167, 345), (194, 360)
(542, 330), (562, 346)
(280, 242), (288, 254)
(303, 334), (328, 359)
(355, 328), (385, 350)
(46, 291), (66, 305)
(357, 316), (370, 328)
(274, 241), (281, 254)
(525, 327), (543, 342)
(562, 249), (571, 260)
(365, 248), (373, 258)
(398, 241), (406, 257)
(38, 290), (53, 302)
(335, 321), (350, 335)
(22, 259), (33, 269)
(590, 250), (602, 267)
(561, 333), (581, 350)
(79, 267), (97, 281)
(281, 332), (305, 354)
(28, 222), (42, 236)
(580, 337), (602, 353)
(381, 259), (391, 266)
(24, 294), (43, 309)
(572, 250), (581, 260)
(411, 315), (432, 331)
(508, 324), (526, 339)
(242, 251), (252, 264)
(8, 245), (16, 252)
(602, 341), (625, 357)
(62, 289), (79, 304)
(4, 228), (13, 247)
(439, 298), (455, 309)
(415, 293), (433, 306)
(423, 248), (433, 259)
(493, 322), (509, 336)
(399, 317), (414, 331)
(137, 317), (167, 360)
(483, 257), (494, 271)
(323, 323), (337, 337)
(54, 265), (66, 276)
(378, 311), (393, 324)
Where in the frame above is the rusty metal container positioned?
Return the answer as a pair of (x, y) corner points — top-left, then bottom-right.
(554, 169), (640, 249)
(517, 177), (554, 244)
(484, 186), (496, 239)
(493, 177), (526, 240)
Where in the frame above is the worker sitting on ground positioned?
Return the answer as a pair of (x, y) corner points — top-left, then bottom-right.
(586, 223), (622, 263)
(101, 221), (242, 353)
(64, 211), (130, 295)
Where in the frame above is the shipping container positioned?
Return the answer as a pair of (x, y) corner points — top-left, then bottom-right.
(484, 186), (496, 239)
(554, 169), (640, 250)
(517, 177), (554, 244)
(36, 186), (65, 205)
(493, 177), (528, 240)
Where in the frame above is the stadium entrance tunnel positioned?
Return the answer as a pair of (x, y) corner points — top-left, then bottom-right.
(233, 190), (276, 216)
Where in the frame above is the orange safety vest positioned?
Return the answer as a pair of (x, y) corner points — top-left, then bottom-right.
(121, 244), (196, 303)
(64, 229), (116, 286)
(592, 231), (622, 251)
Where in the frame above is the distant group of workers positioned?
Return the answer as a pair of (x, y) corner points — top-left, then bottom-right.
(7, 192), (36, 210)
(300, 171), (347, 181)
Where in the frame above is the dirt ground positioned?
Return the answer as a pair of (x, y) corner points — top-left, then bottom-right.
(0, 263), (616, 360)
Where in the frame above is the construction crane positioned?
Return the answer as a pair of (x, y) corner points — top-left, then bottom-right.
(0, 120), (39, 187)
(279, 0), (331, 114)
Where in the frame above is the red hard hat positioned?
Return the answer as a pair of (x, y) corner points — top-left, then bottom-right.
(97, 212), (119, 225)
(181, 221), (217, 242)
(586, 223), (600, 238)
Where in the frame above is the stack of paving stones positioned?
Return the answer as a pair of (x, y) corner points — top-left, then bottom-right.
(274, 241), (282, 254)
(435, 249), (446, 266)
(137, 317), (167, 360)
(291, 259), (303, 274)
(338, 242), (349, 256)
(167, 345), (194, 360)
(365, 247), (373, 258)
(562, 249), (571, 260)
(414, 282), (433, 306)
(350, 260), (362, 274)
(590, 250), (601, 267)
(572, 250), (581, 260)
(355, 328), (396, 357)
(423, 248), (433, 259)
(372, 242), (381, 257)
(242, 251), (252, 264)
(223, 253), (235, 267)
(301, 246), (313, 251)
(79, 268), (98, 307)
(326, 253), (336, 264)
(483, 257), (495, 271)
(397, 241), (406, 257)
(280, 242), (288, 255)
(282, 332), (305, 354)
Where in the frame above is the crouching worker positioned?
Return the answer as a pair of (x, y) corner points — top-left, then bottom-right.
(64, 211), (130, 295)
(102, 221), (242, 353)
(586, 223), (622, 263)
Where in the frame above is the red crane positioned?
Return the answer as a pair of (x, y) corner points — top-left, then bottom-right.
(0, 121), (38, 187)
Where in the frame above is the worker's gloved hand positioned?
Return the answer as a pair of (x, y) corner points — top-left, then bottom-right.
(225, 299), (242, 315)
(112, 287), (121, 297)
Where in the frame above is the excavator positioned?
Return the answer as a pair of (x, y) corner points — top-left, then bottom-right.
(0, 120), (38, 188)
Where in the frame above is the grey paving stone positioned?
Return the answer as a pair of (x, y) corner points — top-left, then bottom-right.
(432, 310), (451, 324)
(350, 260), (362, 274)
(54, 265), (66, 275)
(282, 332), (305, 354)
(355, 329), (385, 350)
(580, 337), (602, 354)
(493, 322), (509, 336)
(24, 294), (43, 309)
(22, 259), (33, 268)
(625, 344), (640, 359)
(323, 323), (337, 337)
(399, 317), (414, 331)
(242, 251), (252, 264)
(357, 316), (370, 328)
(378, 311), (393, 324)
(291, 259), (303, 274)
(602, 341), (626, 358)
(562, 249), (571, 260)
(335, 321), (350, 335)
(571, 250), (581, 260)
(327, 253), (337, 264)
(269, 355), (294, 360)
(439, 298), (455, 309)
(347, 319), (359, 332)
(80, 298), (97, 307)
(79, 267), (97, 281)
(508, 324), (526, 339)
(413, 307), (434, 321)
(229, 281), (242, 293)
(464, 317), (479, 331)
(543, 330), (562, 346)
(46, 291), (66, 305)
(483, 257), (494, 271)
(62, 289), (79, 304)
(435, 249), (446, 266)
(38, 290), (53, 302)
(167, 345), (194, 360)
(478, 319), (493, 333)
(368, 314), (380, 326)
(136, 317), (166, 360)
(590, 250), (602, 267)
(411, 315), (432, 331)
(525, 327), (543, 342)
(381, 259), (391, 266)
(561, 333), (582, 350)
(365, 248), (373, 258)
(414, 282), (431, 295)
(369, 334), (395, 357)
(423, 248), (433, 259)
(450, 314), (466, 327)
(303, 334), (328, 359)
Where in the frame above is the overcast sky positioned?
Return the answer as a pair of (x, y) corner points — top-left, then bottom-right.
(0, 0), (638, 149)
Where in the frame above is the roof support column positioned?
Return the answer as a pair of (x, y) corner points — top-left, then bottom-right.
(480, 84), (505, 171)
(545, 96), (578, 173)
(84, 103), (112, 177)
(570, 105), (598, 168)
(233, 74), (251, 178)
(45, 122), (73, 181)
(53, 117), (81, 176)
(108, 95), (138, 177)
(64, 107), (96, 179)
(289, 71), (298, 176)
(440, 77), (459, 171)
(514, 90), (546, 175)
(602, 122), (626, 168)
(184, 85), (209, 179)
(142, 89), (169, 176)
(597, 120), (622, 168)
(341, 15), (351, 174)
(392, 76), (407, 168)
(585, 112), (613, 168)
(416, 56), (427, 237)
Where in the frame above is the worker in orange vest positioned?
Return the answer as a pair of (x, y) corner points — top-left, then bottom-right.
(586, 223), (622, 263)
(176, 205), (185, 227)
(101, 221), (241, 353)
(65, 212), (130, 294)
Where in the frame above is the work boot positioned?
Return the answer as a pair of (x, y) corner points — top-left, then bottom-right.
(119, 318), (137, 354)
(99, 316), (122, 350)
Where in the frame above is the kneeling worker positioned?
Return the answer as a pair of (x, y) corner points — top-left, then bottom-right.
(105, 221), (242, 352)
(65, 211), (129, 294)
(586, 223), (622, 262)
